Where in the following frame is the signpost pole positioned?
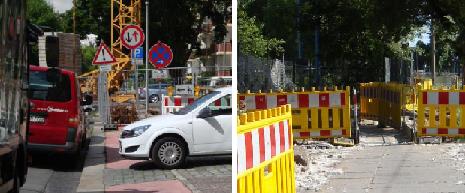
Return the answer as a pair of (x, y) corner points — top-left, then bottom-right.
(145, 0), (149, 115)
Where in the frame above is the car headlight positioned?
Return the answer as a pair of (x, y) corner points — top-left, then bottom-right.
(121, 125), (151, 138)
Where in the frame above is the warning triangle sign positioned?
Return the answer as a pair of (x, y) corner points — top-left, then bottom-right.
(92, 42), (117, 65)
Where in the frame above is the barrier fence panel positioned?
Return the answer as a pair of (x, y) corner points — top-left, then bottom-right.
(237, 104), (295, 193)
(417, 87), (465, 137)
(161, 95), (231, 114)
(238, 86), (351, 139)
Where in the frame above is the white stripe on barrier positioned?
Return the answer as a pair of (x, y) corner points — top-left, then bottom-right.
(426, 128), (438, 134)
(245, 96), (256, 110)
(287, 94), (298, 108)
(267, 95), (277, 109)
(427, 92), (438, 105)
(264, 126), (271, 161)
(274, 122), (281, 155)
(449, 92), (459, 105)
(332, 129), (342, 136)
(284, 120), (289, 150)
(449, 128), (459, 135)
(329, 93), (341, 107)
(251, 129), (260, 168)
(237, 134), (246, 174)
(309, 94), (319, 108)
(310, 131), (320, 137)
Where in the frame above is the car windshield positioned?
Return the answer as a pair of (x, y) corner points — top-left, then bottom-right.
(173, 91), (221, 115)
(29, 71), (71, 102)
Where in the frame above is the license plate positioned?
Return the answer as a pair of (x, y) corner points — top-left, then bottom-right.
(30, 115), (45, 123)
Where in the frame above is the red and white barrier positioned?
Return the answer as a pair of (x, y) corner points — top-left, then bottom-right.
(422, 91), (465, 105)
(421, 128), (465, 135)
(239, 93), (346, 111)
(236, 119), (291, 174)
(161, 96), (195, 114)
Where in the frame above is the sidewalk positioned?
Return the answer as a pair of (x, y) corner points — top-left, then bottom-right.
(77, 119), (231, 193)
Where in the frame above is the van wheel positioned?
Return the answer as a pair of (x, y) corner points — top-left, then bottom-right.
(151, 137), (187, 169)
(8, 169), (20, 193)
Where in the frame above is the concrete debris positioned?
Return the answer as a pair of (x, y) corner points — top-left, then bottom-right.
(294, 142), (363, 192)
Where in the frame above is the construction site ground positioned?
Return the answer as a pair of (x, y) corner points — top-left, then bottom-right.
(294, 122), (465, 193)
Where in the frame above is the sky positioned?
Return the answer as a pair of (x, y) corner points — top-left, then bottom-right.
(49, 0), (73, 13)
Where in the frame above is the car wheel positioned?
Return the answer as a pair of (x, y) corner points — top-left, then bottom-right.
(149, 94), (159, 103)
(151, 137), (187, 169)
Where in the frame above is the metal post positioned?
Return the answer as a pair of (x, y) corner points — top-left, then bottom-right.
(145, 0), (149, 115)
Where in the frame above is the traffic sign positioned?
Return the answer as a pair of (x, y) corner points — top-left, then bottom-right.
(92, 42), (116, 65)
(121, 25), (145, 50)
(148, 41), (173, 69)
(99, 64), (112, 72)
(132, 47), (144, 59)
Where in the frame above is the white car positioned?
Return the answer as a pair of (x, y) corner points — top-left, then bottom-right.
(119, 87), (232, 169)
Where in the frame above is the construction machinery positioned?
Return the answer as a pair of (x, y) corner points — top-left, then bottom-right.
(79, 0), (142, 99)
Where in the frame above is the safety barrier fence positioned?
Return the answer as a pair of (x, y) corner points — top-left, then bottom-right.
(417, 87), (465, 137)
(161, 95), (230, 114)
(237, 104), (295, 193)
(360, 82), (416, 128)
(238, 86), (351, 139)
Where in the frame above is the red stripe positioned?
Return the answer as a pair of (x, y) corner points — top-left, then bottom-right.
(288, 121), (292, 146)
(174, 97), (182, 106)
(164, 97), (169, 106)
(239, 95), (245, 102)
(270, 124), (276, 157)
(439, 92), (449, 104)
(319, 93), (329, 107)
(438, 128), (448, 134)
(255, 95), (267, 109)
(341, 93), (346, 106)
(300, 132), (310, 137)
(298, 94), (309, 108)
(244, 132), (253, 169)
(258, 128), (265, 163)
(188, 98), (194, 105)
(422, 128), (426, 134)
(422, 92), (427, 104)
(320, 130), (331, 136)
(279, 122), (285, 153)
(460, 92), (465, 105)
(277, 95), (288, 106)
(459, 129), (465, 134)
(342, 129), (347, 135)
(214, 99), (221, 106)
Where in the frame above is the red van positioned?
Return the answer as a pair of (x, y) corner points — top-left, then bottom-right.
(28, 66), (92, 157)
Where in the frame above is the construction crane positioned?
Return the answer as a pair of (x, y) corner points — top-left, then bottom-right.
(79, 0), (142, 95)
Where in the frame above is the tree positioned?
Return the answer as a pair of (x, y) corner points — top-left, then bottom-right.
(27, 0), (62, 31)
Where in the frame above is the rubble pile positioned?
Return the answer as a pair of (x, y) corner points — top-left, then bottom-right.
(111, 105), (138, 124)
(294, 141), (363, 192)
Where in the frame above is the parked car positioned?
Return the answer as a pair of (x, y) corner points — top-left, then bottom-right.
(119, 87), (232, 169)
(28, 66), (93, 158)
(139, 83), (169, 103)
(0, 1), (29, 191)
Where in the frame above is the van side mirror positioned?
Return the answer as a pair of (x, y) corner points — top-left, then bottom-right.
(197, 107), (212, 118)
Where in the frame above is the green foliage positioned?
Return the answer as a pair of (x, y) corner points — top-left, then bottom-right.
(81, 46), (97, 73)
(27, 0), (62, 31)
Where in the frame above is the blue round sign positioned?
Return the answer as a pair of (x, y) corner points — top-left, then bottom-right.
(148, 41), (173, 69)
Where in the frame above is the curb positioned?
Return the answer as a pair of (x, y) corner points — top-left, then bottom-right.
(76, 121), (105, 193)
(172, 170), (199, 193)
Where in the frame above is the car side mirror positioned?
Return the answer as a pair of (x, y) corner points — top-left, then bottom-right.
(197, 107), (212, 118)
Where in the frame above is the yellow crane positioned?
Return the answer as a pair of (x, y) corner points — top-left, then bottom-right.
(79, 0), (142, 96)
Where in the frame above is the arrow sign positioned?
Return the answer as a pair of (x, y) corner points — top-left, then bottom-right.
(121, 25), (145, 50)
(92, 42), (116, 65)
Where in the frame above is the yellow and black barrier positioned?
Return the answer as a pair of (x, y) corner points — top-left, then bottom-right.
(238, 86), (351, 139)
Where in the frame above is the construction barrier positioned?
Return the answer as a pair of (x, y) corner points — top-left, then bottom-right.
(161, 95), (230, 114)
(237, 104), (295, 193)
(360, 82), (417, 128)
(417, 87), (465, 137)
(239, 86), (351, 139)
(161, 95), (196, 114)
